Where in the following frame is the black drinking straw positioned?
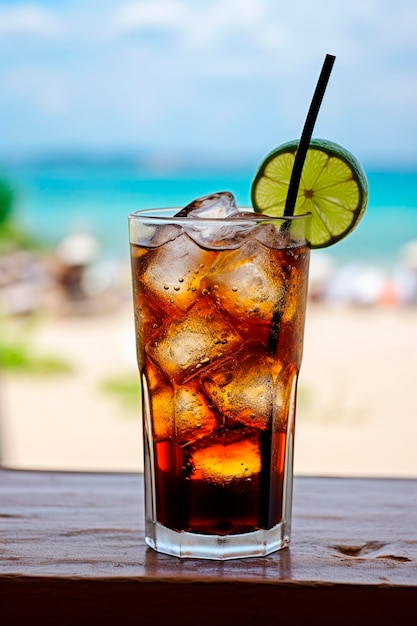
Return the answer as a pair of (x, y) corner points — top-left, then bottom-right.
(284, 54), (336, 217)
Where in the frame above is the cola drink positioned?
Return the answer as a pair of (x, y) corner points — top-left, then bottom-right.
(129, 195), (310, 559)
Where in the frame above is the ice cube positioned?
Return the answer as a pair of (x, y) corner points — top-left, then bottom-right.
(175, 192), (255, 248)
(147, 298), (241, 382)
(172, 381), (219, 444)
(144, 360), (174, 442)
(189, 428), (261, 484)
(148, 224), (184, 248)
(131, 249), (166, 366)
(251, 222), (289, 248)
(133, 298), (164, 368)
(136, 231), (216, 314)
(176, 191), (239, 219)
(202, 237), (287, 324)
(148, 369), (219, 444)
(130, 221), (183, 248)
(282, 245), (310, 323)
(149, 382), (175, 442)
(202, 342), (283, 431)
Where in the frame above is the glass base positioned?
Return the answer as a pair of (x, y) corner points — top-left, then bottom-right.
(146, 522), (290, 560)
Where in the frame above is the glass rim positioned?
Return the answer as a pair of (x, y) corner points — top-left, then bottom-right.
(128, 207), (311, 223)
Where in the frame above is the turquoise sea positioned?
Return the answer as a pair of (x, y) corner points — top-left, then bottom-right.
(3, 161), (417, 270)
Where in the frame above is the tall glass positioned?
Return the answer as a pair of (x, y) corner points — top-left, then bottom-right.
(129, 208), (311, 560)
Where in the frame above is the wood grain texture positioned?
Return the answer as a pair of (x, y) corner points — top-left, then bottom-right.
(1, 469), (417, 625)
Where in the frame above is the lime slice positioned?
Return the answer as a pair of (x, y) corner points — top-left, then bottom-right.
(251, 138), (368, 248)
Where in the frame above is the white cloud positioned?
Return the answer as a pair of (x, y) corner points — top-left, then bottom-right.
(1, 0), (417, 161)
(114, 1), (187, 32)
(7, 67), (72, 114)
(254, 25), (289, 51)
(0, 3), (60, 36)
(112, 0), (268, 47)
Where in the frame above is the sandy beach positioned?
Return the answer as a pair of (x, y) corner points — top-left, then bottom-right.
(2, 302), (417, 478)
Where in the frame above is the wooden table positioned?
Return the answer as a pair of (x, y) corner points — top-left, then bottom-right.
(1, 468), (416, 625)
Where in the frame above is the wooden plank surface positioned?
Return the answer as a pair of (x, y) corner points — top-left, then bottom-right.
(1, 468), (417, 625)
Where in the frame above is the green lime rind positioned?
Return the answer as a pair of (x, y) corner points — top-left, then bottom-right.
(251, 138), (368, 249)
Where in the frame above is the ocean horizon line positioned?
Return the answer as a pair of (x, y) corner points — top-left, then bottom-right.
(2, 150), (417, 176)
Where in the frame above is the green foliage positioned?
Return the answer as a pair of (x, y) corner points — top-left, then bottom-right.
(0, 179), (46, 253)
(0, 339), (73, 375)
(0, 180), (13, 226)
(100, 374), (141, 413)
(0, 220), (44, 254)
(297, 383), (312, 408)
(0, 315), (73, 375)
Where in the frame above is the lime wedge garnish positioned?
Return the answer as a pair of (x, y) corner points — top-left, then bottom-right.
(251, 138), (368, 248)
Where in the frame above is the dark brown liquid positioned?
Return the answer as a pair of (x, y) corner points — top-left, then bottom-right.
(152, 430), (287, 534)
(131, 227), (309, 535)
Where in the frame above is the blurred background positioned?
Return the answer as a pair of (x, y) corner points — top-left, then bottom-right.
(0, 0), (416, 476)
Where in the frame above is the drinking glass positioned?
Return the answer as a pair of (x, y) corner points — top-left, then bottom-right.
(129, 208), (311, 560)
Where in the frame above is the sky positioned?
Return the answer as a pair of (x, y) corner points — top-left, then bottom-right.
(1, 0), (417, 168)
